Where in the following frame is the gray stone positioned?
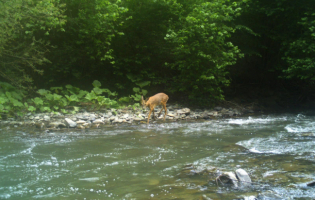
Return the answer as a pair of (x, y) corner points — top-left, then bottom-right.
(65, 118), (77, 128)
(167, 113), (175, 117)
(244, 196), (257, 200)
(113, 118), (123, 123)
(307, 181), (315, 187)
(48, 122), (67, 128)
(76, 120), (86, 124)
(236, 169), (251, 187)
(122, 114), (129, 119)
(177, 108), (190, 115)
(208, 111), (218, 116)
(214, 106), (223, 111)
(89, 114), (96, 121)
(220, 172), (238, 187)
(43, 115), (50, 121)
(93, 119), (104, 124)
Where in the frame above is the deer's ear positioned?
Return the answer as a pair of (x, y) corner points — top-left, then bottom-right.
(141, 96), (144, 101)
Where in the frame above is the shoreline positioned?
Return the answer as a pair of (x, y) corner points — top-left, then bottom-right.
(0, 104), (256, 130)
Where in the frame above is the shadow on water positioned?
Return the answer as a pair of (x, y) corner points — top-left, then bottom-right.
(1, 113), (315, 199)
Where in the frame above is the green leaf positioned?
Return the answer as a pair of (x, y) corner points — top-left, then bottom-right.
(133, 87), (140, 93)
(93, 87), (103, 95)
(40, 106), (51, 112)
(66, 94), (79, 102)
(53, 93), (63, 101)
(92, 80), (102, 88)
(12, 99), (24, 107)
(37, 89), (49, 96)
(45, 93), (54, 101)
(141, 89), (148, 96)
(136, 81), (151, 88)
(33, 97), (44, 105)
(28, 106), (36, 112)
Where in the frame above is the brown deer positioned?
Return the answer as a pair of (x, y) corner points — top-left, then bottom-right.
(141, 93), (169, 124)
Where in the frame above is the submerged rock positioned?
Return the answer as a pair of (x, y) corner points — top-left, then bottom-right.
(235, 169), (252, 187)
(216, 169), (252, 188)
(218, 172), (239, 187)
(307, 181), (315, 187)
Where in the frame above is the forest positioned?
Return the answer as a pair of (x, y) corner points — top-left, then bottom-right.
(1, 0), (315, 117)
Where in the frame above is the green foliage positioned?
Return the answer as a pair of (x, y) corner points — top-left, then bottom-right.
(0, 80), (132, 118)
(281, 11), (315, 80)
(233, 0), (315, 85)
(0, 82), (28, 118)
(0, 0), (66, 88)
(4, 0), (315, 107)
(43, 0), (128, 86)
(163, 0), (244, 102)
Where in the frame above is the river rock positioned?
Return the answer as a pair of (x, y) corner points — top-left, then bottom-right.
(113, 117), (123, 123)
(48, 121), (67, 128)
(65, 118), (77, 128)
(235, 169), (252, 187)
(167, 112), (176, 117)
(219, 172), (239, 187)
(76, 120), (86, 124)
(122, 114), (130, 119)
(43, 115), (50, 121)
(34, 116), (40, 120)
(177, 108), (190, 115)
(307, 181), (315, 187)
(93, 119), (104, 124)
(214, 106), (223, 111)
(35, 122), (45, 129)
(243, 196), (257, 200)
(89, 114), (96, 121)
(134, 116), (143, 121)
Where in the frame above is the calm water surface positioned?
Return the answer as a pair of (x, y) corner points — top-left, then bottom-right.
(1, 113), (315, 199)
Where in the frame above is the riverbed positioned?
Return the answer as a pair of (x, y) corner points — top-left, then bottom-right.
(1, 113), (315, 199)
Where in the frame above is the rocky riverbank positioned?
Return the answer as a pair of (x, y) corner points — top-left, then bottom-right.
(0, 104), (255, 130)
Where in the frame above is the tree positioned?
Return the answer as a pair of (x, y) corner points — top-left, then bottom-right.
(164, 0), (245, 103)
(109, 0), (246, 104)
(42, 0), (127, 87)
(0, 0), (66, 88)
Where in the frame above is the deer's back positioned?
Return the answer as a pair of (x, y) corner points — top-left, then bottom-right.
(148, 93), (169, 105)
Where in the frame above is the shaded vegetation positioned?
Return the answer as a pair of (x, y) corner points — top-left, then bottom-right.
(1, 0), (315, 117)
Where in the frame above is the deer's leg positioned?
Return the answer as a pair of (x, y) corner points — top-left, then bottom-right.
(157, 106), (164, 117)
(152, 109), (156, 120)
(163, 104), (167, 121)
(147, 109), (152, 124)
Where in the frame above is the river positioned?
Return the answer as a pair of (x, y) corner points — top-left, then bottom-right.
(0, 113), (315, 199)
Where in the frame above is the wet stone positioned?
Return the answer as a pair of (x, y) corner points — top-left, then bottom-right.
(235, 169), (252, 187)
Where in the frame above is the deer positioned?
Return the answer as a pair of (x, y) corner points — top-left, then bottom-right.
(141, 93), (169, 124)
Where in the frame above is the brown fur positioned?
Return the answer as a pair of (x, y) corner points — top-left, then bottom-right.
(141, 93), (169, 124)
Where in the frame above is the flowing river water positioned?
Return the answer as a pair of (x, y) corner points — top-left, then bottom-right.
(1, 113), (315, 199)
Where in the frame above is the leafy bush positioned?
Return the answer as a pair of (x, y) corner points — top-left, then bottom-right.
(0, 82), (28, 118)
(0, 80), (140, 118)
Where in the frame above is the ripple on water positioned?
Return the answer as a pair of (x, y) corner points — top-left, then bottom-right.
(1, 113), (315, 199)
